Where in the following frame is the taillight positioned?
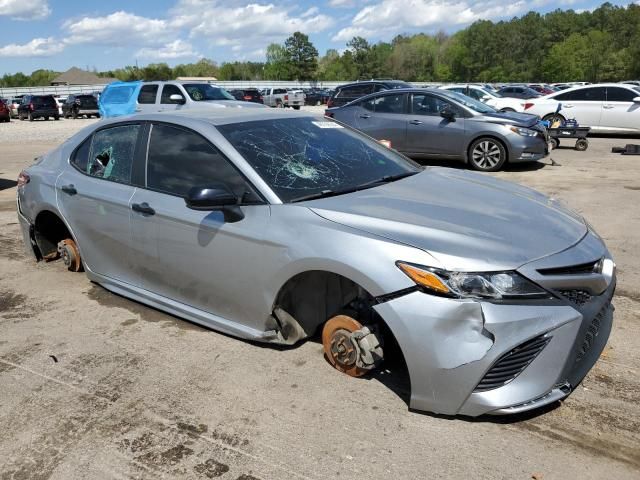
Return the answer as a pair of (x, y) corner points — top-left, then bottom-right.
(284, 94), (288, 101)
(327, 98), (333, 107)
(17, 171), (30, 187)
(325, 111), (334, 118)
(29, 103), (34, 111)
(243, 96), (252, 100)
(523, 103), (534, 110)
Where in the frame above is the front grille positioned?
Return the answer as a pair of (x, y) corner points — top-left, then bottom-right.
(559, 289), (593, 306)
(475, 335), (551, 392)
(538, 259), (601, 276)
(576, 298), (610, 362)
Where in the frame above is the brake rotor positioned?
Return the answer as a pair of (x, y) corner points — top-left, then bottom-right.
(322, 315), (368, 377)
(58, 239), (82, 272)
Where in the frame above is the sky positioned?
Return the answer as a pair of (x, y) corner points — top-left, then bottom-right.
(0, 0), (637, 75)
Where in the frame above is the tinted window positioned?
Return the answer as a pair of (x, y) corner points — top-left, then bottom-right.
(161, 84), (183, 104)
(369, 93), (405, 113)
(86, 125), (140, 184)
(338, 85), (373, 98)
(70, 137), (91, 172)
(138, 85), (158, 104)
(147, 124), (248, 198)
(274, 89), (287, 94)
(607, 87), (636, 102)
(217, 117), (420, 202)
(556, 87), (606, 101)
(33, 96), (56, 106)
(411, 93), (453, 116)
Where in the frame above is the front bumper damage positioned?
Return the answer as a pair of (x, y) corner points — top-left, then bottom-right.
(374, 233), (615, 417)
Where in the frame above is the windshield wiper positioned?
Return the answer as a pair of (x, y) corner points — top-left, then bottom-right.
(289, 171), (419, 203)
(290, 189), (342, 203)
(355, 171), (418, 190)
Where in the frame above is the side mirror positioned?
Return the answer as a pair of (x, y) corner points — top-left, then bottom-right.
(440, 107), (456, 121)
(169, 94), (186, 105)
(481, 95), (491, 102)
(185, 184), (244, 222)
(633, 96), (640, 104)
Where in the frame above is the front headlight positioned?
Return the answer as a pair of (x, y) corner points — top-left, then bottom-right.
(396, 262), (550, 300)
(510, 126), (538, 137)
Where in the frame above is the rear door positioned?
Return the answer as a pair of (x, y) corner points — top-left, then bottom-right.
(602, 86), (640, 132)
(128, 122), (269, 324)
(136, 84), (159, 113)
(56, 123), (144, 284)
(554, 87), (605, 127)
(404, 92), (466, 157)
(353, 92), (408, 149)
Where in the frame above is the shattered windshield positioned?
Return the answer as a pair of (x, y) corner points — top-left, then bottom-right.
(184, 84), (235, 101)
(218, 117), (421, 202)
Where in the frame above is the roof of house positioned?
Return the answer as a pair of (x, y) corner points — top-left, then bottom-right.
(51, 67), (118, 86)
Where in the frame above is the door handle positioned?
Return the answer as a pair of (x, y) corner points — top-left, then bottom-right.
(409, 119), (423, 125)
(603, 105), (614, 109)
(131, 202), (155, 215)
(359, 114), (371, 119)
(60, 184), (77, 195)
(134, 108), (142, 112)
(563, 104), (574, 108)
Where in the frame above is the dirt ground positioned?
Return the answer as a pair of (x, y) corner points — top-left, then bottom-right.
(0, 118), (639, 479)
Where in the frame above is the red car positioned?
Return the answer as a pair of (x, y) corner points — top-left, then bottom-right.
(528, 85), (555, 95)
(0, 99), (11, 122)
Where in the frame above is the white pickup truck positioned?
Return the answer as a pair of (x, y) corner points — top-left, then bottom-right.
(262, 88), (305, 109)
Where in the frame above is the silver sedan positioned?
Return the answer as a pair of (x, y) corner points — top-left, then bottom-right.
(16, 108), (615, 416)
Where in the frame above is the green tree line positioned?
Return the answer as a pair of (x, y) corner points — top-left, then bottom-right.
(2, 2), (638, 87)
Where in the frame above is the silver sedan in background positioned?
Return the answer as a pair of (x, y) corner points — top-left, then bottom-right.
(16, 109), (615, 416)
(326, 88), (549, 171)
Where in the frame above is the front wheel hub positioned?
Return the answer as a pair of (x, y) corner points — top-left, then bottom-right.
(322, 315), (383, 377)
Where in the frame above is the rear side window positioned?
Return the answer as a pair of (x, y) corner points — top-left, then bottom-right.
(146, 124), (248, 198)
(556, 87), (606, 101)
(338, 85), (373, 98)
(86, 125), (140, 184)
(70, 137), (92, 172)
(606, 87), (636, 102)
(138, 85), (158, 104)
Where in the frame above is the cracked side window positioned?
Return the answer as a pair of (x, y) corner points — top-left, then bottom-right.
(218, 117), (420, 202)
(86, 125), (139, 184)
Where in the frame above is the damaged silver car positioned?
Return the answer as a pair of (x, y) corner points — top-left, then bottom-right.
(16, 108), (616, 416)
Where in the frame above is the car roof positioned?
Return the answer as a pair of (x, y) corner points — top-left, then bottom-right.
(102, 107), (319, 127)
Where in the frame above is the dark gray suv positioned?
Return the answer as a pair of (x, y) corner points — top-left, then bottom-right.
(327, 80), (412, 108)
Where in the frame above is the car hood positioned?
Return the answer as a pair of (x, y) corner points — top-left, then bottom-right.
(474, 110), (540, 127)
(305, 168), (587, 271)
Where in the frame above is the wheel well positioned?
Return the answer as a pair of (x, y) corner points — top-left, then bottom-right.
(273, 271), (372, 338)
(467, 135), (509, 163)
(33, 210), (72, 259)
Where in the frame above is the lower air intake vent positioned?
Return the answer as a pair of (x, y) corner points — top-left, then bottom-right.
(576, 300), (610, 362)
(559, 289), (593, 306)
(475, 335), (551, 392)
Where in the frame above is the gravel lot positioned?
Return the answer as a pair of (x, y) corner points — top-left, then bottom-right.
(0, 110), (639, 480)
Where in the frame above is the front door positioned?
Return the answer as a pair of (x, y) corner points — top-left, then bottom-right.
(555, 86), (605, 127)
(129, 122), (269, 327)
(404, 92), (466, 157)
(602, 86), (640, 131)
(56, 123), (142, 284)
